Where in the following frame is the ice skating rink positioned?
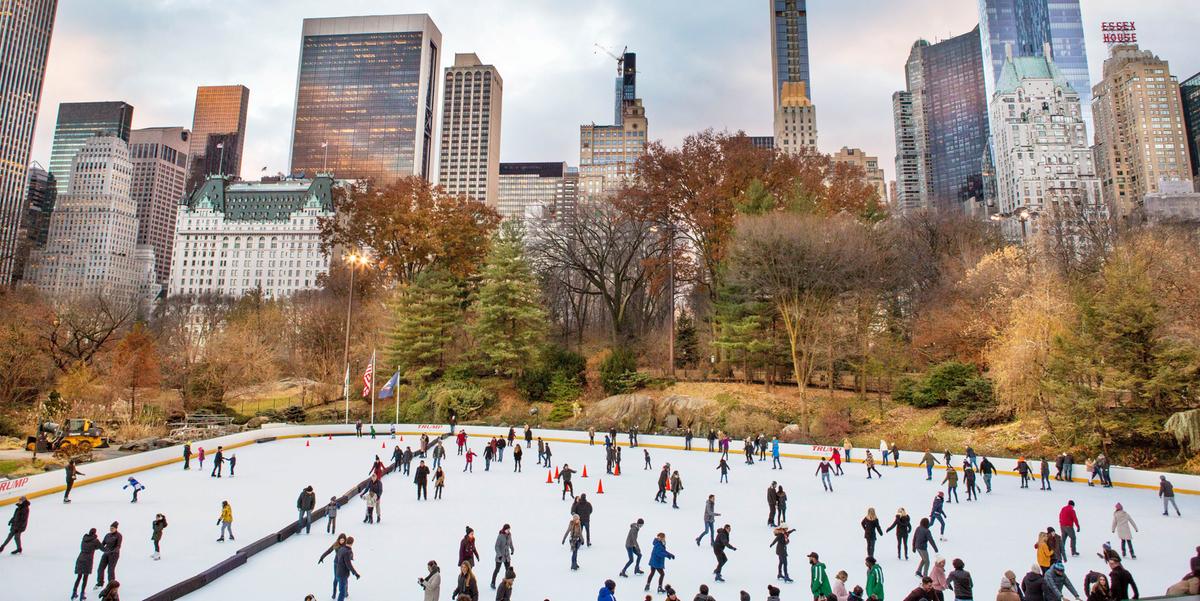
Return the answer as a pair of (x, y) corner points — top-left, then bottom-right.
(3, 429), (1197, 600)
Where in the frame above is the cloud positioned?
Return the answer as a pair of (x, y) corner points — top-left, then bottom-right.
(30, 0), (1200, 186)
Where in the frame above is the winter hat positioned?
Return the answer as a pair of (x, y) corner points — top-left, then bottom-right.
(937, 492), (944, 497)
(1114, 503), (1123, 511)
(110, 521), (119, 528)
(1103, 542), (1112, 549)
(1004, 570), (1017, 582)
(1000, 579), (1016, 591)
(465, 526), (474, 534)
(1031, 563), (1042, 574)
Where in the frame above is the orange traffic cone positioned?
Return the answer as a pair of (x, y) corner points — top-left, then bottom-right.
(381, 442), (386, 449)
(328, 435), (332, 441)
(582, 465), (589, 478)
(400, 435), (404, 441)
(614, 463), (621, 476)
(306, 439), (310, 447)
(546, 470), (554, 484)
(554, 466), (560, 479)
(596, 479), (605, 494)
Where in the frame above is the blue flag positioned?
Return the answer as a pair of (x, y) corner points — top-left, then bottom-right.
(378, 371), (400, 399)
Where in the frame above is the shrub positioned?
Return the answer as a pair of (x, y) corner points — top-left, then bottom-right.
(898, 361), (979, 408)
(548, 399), (574, 422)
(542, 346), (587, 385)
(546, 372), (582, 405)
(942, 376), (1013, 427)
(424, 381), (496, 420)
(282, 405), (307, 423)
(892, 376), (918, 405)
(515, 368), (551, 403)
(599, 348), (639, 395)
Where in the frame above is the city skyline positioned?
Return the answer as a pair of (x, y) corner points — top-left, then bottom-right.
(28, 1), (1200, 185)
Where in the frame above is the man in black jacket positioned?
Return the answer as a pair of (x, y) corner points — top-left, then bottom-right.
(713, 524), (737, 581)
(1107, 557), (1138, 601)
(655, 464), (670, 503)
(335, 536), (361, 601)
(210, 446), (225, 477)
(414, 460), (430, 500)
(767, 482), (779, 527)
(571, 493), (594, 546)
(1, 496), (30, 554)
(297, 486), (316, 534)
(620, 519), (645, 577)
(95, 521), (122, 588)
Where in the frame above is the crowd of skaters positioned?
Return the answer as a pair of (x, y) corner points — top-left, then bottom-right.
(2, 421), (1196, 601)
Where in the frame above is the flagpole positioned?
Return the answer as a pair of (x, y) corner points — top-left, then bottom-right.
(369, 349), (377, 426)
(342, 364), (350, 424)
(394, 368), (400, 429)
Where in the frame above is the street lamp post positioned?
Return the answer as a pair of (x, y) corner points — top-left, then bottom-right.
(651, 222), (677, 378)
(341, 252), (368, 424)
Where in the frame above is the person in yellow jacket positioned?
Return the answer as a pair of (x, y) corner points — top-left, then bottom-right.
(1035, 532), (1053, 572)
(217, 500), (235, 542)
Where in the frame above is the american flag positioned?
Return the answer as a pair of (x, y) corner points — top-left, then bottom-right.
(361, 358), (374, 399)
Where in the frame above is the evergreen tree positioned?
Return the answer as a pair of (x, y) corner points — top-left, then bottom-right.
(674, 311), (700, 369)
(469, 225), (547, 376)
(386, 269), (463, 385)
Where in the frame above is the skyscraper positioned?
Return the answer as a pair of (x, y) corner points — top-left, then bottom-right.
(47, 102), (134, 198)
(130, 127), (190, 284)
(614, 52), (636, 125)
(187, 85), (249, 192)
(977, 0), (1091, 127)
(289, 15), (442, 184)
(1181, 71), (1200, 191)
(580, 100), (648, 200)
(891, 29), (989, 212)
(26, 136), (157, 305)
(770, 0), (817, 155)
(832, 147), (887, 203)
(497, 162), (578, 220)
(989, 52), (1102, 241)
(437, 53), (502, 205)
(0, 0), (58, 285)
(1092, 44), (1193, 218)
(12, 163), (55, 282)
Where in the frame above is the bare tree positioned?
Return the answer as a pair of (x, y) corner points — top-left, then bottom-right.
(39, 295), (137, 372)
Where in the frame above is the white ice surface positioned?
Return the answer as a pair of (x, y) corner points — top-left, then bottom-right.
(3, 432), (1197, 601)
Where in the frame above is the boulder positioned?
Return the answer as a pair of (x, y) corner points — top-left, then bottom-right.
(778, 424), (806, 443)
(584, 394), (718, 430)
(118, 437), (159, 452)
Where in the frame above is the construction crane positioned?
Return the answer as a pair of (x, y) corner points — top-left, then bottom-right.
(593, 43), (628, 75)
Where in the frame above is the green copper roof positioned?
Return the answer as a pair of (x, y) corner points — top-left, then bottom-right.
(995, 55), (1073, 94)
(184, 175), (335, 220)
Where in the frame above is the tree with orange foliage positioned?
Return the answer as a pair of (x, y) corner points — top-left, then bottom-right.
(320, 177), (501, 284)
(109, 323), (161, 419)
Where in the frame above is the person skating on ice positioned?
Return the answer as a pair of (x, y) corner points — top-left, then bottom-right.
(718, 457), (731, 483)
(670, 470), (684, 508)
(1106, 557), (1137, 601)
(94, 522), (121, 589)
(216, 501), (234, 542)
(1045, 562), (1081, 601)
(537, 438), (546, 466)
(620, 518), (645, 577)
(942, 466), (959, 503)
(318, 533), (347, 599)
(834, 569), (850, 601)
(490, 524), (514, 589)
(1, 495), (30, 555)
(333, 536), (360, 601)
(656, 464), (671, 503)
(930, 492), (948, 540)
(122, 477), (145, 503)
(920, 450), (940, 481)
(712, 524), (737, 582)
(297, 485), (316, 534)
(64, 459), (84, 503)
(963, 463), (978, 501)
(572, 494), (594, 545)
(902, 577), (937, 601)
(931, 556), (948, 596)
(776, 485), (789, 523)
(495, 565), (515, 601)
(434, 466), (446, 499)
(866, 556), (885, 601)
(1040, 458), (1053, 491)
(979, 457), (995, 493)
(644, 532), (675, 593)
(228, 453), (236, 477)
(946, 558), (973, 601)
(862, 508), (884, 558)
(418, 560), (441, 601)
(182, 442), (191, 471)
(415, 459), (430, 500)
(645, 448), (653, 470)
(459, 526), (480, 567)
(464, 448), (477, 472)
(866, 451), (882, 479)
(210, 445), (224, 477)
(511, 442), (522, 472)
(197, 445), (205, 472)
(770, 525), (795, 582)
(695, 494), (719, 546)
(1059, 500), (1081, 558)
(886, 508), (911, 560)
(325, 497), (338, 534)
(1159, 476), (1182, 516)
(772, 436), (783, 469)
(563, 514), (585, 570)
(71, 528), (101, 599)
(810, 552), (833, 600)
(891, 442), (900, 469)
(744, 437), (755, 465)
(767, 482), (780, 527)
(150, 513), (167, 560)
(1111, 504), (1138, 559)
(559, 463), (577, 500)
(816, 457), (834, 492)
(833, 448), (844, 476)
(912, 518), (939, 577)
(1017, 457), (1033, 489)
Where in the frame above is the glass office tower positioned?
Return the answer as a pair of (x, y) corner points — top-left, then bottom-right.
(770, 0), (811, 109)
(289, 15), (442, 184)
(187, 85), (249, 193)
(47, 101), (133, 197)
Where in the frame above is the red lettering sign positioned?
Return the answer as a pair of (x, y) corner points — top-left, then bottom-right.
(0, 477), (30, 492)
(1101, 21), (1136, 43)
(811, 445), (839, 453)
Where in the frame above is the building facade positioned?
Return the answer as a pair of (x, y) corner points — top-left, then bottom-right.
(989, 54), (1102, 241)
(1181, 71), (1200, 191)
(130, 127), (190, 284)
(187, 85), (249, 193)
(770, 0), (816, 155)
(47, 101), (134, 196)
(892, 29), (989, 212)
(169, 175), (335, 299)
(0, 0), (57, 285)
(832, 147), (887, 203)
(615, 52), (637, 125)
(1092, 45), (1194, 219)
(497, 162), (580, 220)
(748, 136), (775, 151)
(26, 136), (157, 305)
(12, 163), (55, 283)
(580, 99), (648, 199)
(289, 15), (442, 184)
(1141, 179), (1200, 224)
(437, 53), (502, 205)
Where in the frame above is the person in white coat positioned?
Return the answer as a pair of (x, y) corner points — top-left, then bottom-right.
(881, 439), (891, 467)
(418, 560), (441, 601)
(1111, 503), (1139, 559)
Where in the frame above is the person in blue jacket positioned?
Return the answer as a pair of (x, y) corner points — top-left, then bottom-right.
(644, 532), (675, 594)
(929, 492), (948, 539)
(598, 578), (617, 601)
(772, 437), (782, 470)
(123, 478), (145, 503)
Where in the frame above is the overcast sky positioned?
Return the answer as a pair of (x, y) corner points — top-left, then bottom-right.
(29, 0), (1200, 184)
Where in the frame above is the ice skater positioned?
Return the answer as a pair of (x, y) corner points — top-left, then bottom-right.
(434, 466), (445, 499)
(94, 522), (121, 589)
(64, 459), (84, 503)
(415, 460), (430, 500)
(695, 494), (719, 545)
(886, 508), (911, 560)
(228, 453), (236, 477)
(717, 457), (730, 483)
(1040, 458), (1052, 491)
(963, 464), (978, 501)
(459, 527), (480, 567)
(655, 464), (670, 503)
(772, 436), (783, 469)
(463, 448), (476, 472)
(713, 525), (737, 582)
(1017, 457), (1033, 488)
(297, 485), (316, 534)
(122, 477), (145, 503)
(562, 514), (584, 570)
(810, 553), (832, 600)
(942, 466), (959, 503)
(418, 560), (441, 600)
(866, 451), (883, 479)
(318, 533), (347, 599)
(670, 470), (684, 508)
(182, 442), (191, 471)
(325, 497), (338, 534)
(1160, 476), (1182, 516)
(930, 492), (948, 540)
(559, 463), (577, 500)
(210, 445), (224, 477)
(512, 443), (522, 472)
(197, 446), (205, 472)
(644, 532), (675, 593)
(572, 494), (594, 545)
(833, 448), (844, 475)
(451, 561), (479, 600)
(1, 496), (29, 555)
(150, 514), (167, 560)
(216, 501), (234, 542)
(815, 457), (834, 492)
(921, 449), (940, 481)
(776, 485), (789, 523)
(645, 448), (653, 470)
(770, 524), (795, 582)
(1059, 500), (1080, 558)
(620, 518), (645, 577)
(491, 524), (514, 588)
(862, 508), (883, 558)
(913, 518), (938, 577)
(866, 556), (885, 601)
(1111, 503), (1138, 559)
(980, 457), (995, 493)
(71, 528), (100, 599)
(333, 536), (360, 601)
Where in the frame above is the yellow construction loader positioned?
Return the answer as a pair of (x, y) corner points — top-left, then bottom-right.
(25, 419), (109, 460)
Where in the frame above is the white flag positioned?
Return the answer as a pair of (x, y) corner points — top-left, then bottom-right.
(216, 142), (224, 149)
